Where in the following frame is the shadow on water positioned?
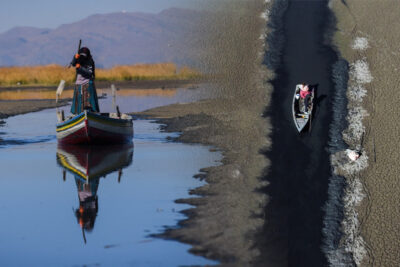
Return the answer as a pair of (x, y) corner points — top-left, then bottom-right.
(56, 144), (134, 243)
(257, 0), (338, 266)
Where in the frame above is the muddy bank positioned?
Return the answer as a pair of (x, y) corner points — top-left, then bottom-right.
(0, 99), (69, 119)
(134, 0), (272, 264)
(0, 79), (200, 91)
(0, 79), (198, 119)
(328, 1), (400, 266)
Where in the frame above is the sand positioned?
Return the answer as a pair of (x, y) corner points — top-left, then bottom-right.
(330, 0), (400, 265)
(134, 1), (273, 265)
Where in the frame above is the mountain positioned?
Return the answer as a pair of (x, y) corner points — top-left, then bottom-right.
(0, 8), (202, 68)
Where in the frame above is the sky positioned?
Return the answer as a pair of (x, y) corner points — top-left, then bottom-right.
(0, 0), (193, 33)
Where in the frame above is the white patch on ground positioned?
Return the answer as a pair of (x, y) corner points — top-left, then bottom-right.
(323, 33), (374, 265)
(260, 10), (270, 20)
(350, 60), (373, 84)
(348, 84), (367, 102)
(342, 177), (367, 265)
(334, 40), (374, 266)
(352, 37), (369, 50)
(343, 106), (369, 143)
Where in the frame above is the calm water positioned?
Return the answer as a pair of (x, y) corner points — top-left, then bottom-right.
(0, 90), (220, 266)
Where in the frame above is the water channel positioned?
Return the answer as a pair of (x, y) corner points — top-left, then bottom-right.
(0, 87), (220, 266)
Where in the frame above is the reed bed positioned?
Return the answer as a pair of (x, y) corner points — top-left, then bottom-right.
(0, 63), (200, 86)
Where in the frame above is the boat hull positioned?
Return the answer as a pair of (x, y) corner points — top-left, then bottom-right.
(56, 111), (133, 145)
(292, 86), (315, 133)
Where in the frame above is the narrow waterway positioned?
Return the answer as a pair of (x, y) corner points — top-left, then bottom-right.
(0, 88), (220, 266)
(260, 0), (337, 265)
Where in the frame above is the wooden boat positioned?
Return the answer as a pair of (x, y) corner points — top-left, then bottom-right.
(56, 110), (133, 145)
(56, 143), (133, 181)
(292, 85), (315, 132)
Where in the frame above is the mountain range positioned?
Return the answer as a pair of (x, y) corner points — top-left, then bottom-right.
(0, 8), (202, 68)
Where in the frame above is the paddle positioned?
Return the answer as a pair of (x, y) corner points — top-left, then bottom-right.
(56, 80), (66, 103)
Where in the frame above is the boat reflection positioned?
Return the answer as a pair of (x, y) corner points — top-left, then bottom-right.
(56, 144), (134, 242)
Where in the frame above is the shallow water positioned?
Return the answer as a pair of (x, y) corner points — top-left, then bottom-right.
(0, 92), (220, 266)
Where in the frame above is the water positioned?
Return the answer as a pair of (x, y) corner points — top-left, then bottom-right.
(0, 91), (220, 266)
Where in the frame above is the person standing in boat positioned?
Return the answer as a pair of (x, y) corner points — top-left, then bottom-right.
(297, 83), (311, 113)
(70, 47), (100, 114)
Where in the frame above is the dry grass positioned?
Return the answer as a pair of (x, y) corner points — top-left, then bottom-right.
(0, 63), (200, 86)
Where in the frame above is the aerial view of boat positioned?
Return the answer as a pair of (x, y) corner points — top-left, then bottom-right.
(292, 84), (315, 133)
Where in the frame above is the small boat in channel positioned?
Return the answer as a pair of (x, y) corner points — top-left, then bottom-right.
(292, 84), (315, 133)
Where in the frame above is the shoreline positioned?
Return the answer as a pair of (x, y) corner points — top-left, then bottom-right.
(133, 1), (272, 264)
(0, 79), (201, 91)
(0, 79), (199, 119)
(328, 1), (400, 266)
(0, 99), (69, 120)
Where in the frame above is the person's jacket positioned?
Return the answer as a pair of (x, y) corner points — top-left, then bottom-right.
(71, 56), (95, 80)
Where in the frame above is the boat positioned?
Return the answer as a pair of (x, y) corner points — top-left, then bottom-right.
(292, 84), (315, 132)
(56, 110), (133, 145)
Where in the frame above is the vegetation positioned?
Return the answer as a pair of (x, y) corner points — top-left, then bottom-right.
(0, 63), (200, 86)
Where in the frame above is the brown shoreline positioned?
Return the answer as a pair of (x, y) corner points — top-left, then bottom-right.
(131, 1), (271, 264)
(0, 99), (70, 119)
(0, 79), (201, 91)
(0, 79), (198, 119)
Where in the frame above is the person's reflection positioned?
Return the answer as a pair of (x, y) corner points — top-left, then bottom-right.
(57, 144), (133, 243)
(75, 176), (99, 232)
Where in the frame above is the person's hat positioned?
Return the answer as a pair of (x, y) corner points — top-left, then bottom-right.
(79, 47), (91, 58)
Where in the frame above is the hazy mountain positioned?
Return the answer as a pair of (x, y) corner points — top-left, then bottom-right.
(0, 8), (202, 68)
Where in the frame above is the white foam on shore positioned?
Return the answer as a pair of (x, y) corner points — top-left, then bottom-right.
(348, 84), (367, 102)
(260, 9), (270, 20)
(323, 35), (372, 266)
(343, 106), (369, 144)
(352, 37), (369, 50)
(350, 60), (373, 84)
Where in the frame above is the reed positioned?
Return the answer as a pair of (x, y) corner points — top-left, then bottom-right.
(0, 63), (200, 86)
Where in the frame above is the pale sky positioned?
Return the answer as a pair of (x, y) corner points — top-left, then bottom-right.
(0, 0), (194, 33)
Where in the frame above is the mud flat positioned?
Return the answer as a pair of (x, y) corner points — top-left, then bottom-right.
(134, 1), (273, 264)
(325, 1), (400, 266)
(0, 99), (69, 119)
(0, 80), (197, 119)
(0, 79), (200, 91)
